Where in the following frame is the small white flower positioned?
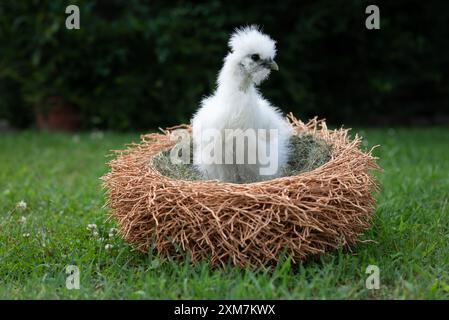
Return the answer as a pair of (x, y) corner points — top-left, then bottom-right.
(105, 244), (113, 251)
(18, 216), (27, 224)
(87, 224), (101, 238)
(22, 233), (30, 238)
(87, 223), (97, 231)
(98, 237), (105, 242)
(108, 228), (117, 238)
(16, 200), (27, 211)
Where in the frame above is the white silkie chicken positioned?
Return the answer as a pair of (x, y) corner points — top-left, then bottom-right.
(191, 26), (293, 183)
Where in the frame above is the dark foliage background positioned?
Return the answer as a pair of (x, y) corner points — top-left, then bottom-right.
(0, 0), (448, 130)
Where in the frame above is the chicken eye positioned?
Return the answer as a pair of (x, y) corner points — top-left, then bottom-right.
(251, 54), (260, 61)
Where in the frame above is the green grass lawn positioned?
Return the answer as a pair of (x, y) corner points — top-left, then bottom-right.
(1, 128), (448, 299)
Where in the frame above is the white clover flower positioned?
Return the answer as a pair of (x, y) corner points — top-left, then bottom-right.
(108, 227), (117, 238)
(105, 244), (113, 251)
(18, 216), (27, 224)
(92, 230), (99, 237)
(87, 223), (97, 231)
(16, 200), (27, 211)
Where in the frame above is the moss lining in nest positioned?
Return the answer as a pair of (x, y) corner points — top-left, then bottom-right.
(152, 134), (331, 182)
(283, 134), (331, 176)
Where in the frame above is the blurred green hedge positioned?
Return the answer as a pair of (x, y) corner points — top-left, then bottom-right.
(1, 0), (448, 130)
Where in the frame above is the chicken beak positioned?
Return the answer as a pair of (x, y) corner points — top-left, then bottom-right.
(270, 61), (279, 71)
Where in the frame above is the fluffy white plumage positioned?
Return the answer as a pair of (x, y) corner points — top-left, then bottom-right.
(191, 26), (293, 183)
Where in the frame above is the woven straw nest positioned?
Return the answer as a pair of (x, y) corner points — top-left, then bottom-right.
(102, 114), (380, 267)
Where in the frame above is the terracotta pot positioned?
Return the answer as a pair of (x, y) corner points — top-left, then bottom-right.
(35, 97), (81, 132)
